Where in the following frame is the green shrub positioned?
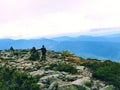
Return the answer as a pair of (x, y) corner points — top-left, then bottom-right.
(69, 84), (86, 90)
(84, 60), (120, 90)
(9, 46), (14, 51)
(0, 65), (41, 90)
(29, 47), (40, 61)
(85, 81), (92, 87)
(49, 63), (77, 74)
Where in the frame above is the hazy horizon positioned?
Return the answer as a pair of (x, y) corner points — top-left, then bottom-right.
(0, 0), (120, 39)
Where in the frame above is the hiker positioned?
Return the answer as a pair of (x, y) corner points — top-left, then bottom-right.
(40, 45), (46, 61)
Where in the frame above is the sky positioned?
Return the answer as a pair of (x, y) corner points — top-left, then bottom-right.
(0, 0), (120, 39)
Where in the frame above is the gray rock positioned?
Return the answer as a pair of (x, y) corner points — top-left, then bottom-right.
(37, 82), (45, 88)
(100, 85), (115, 90)
(58, 84), (87, 90)
(39, 74), (60, 84)
(48, 81), (59, 90)
(72, 77), (91, 86)
(76, 66), (85, 71)
(65, 75), (77, 81)
(93, 80), (106, 89)
(30, 70), (45, 76)
(45, 70), (56, 74)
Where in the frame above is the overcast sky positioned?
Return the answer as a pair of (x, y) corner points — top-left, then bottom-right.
(0, 0), (120, 39)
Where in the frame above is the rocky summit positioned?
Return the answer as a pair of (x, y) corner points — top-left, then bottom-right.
(0, 49), (117, 90)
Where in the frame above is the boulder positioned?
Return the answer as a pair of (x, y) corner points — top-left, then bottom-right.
(39, 74), (60, 84)
(30, 70), (45, 76)
(72, 77), (91, 86)
(92, 80), (105, 89)
(76, 66), (85, 71)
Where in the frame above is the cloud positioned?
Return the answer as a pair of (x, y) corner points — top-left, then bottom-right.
(0, 12), (90, 39)
(0, 0), (120, 39)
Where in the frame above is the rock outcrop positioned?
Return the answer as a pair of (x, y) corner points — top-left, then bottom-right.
(0, 50), (115, 90)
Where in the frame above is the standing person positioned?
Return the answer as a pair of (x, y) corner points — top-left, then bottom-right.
(40, 45), (46, 61)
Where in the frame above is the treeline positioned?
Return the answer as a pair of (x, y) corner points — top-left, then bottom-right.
(0, 65), (40, 90)
(83, 60), (120, 90)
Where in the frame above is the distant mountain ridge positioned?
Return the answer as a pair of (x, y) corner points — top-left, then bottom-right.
(53, 34), (120, 42)
(1, 34), (120, 61)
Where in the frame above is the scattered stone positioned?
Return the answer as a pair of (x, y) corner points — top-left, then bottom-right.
(0, 50), (114, 90)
